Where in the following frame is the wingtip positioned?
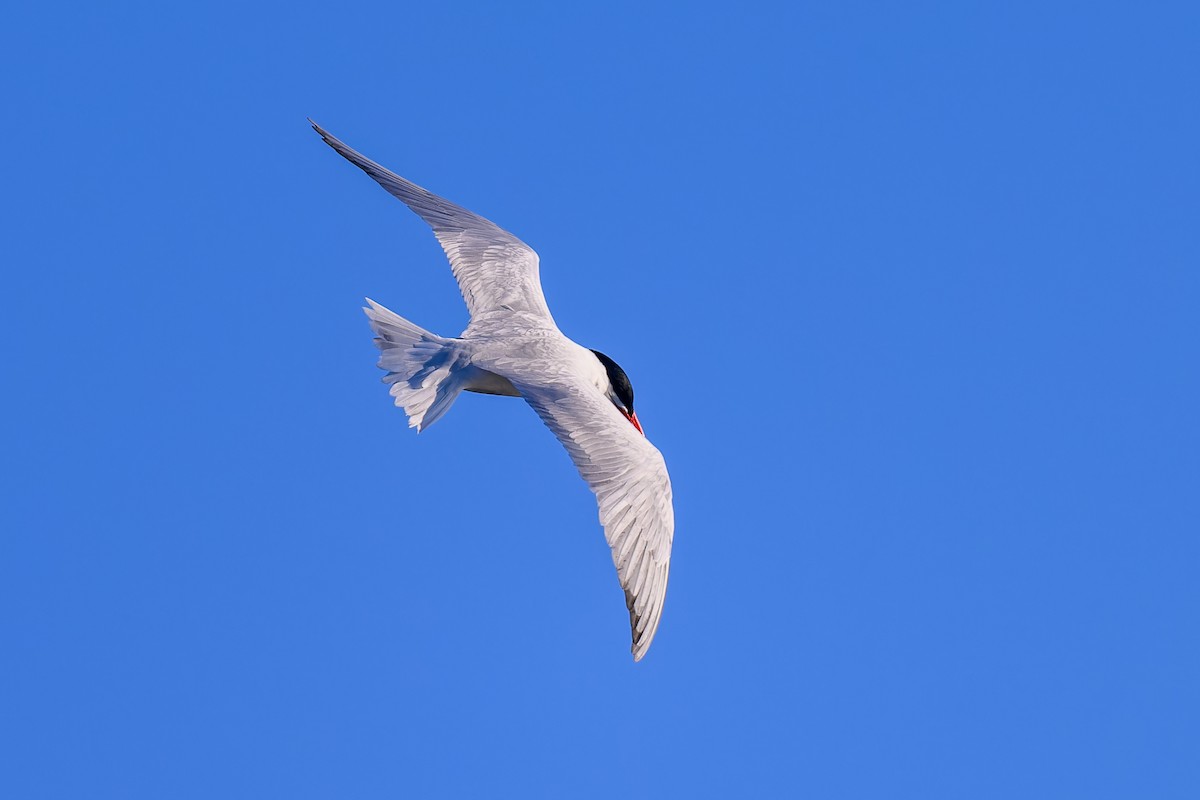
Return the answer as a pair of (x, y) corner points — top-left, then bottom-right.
(308, 118), (338, 147)
(626, 589), (651, 662)
(631, 626), (653, 662)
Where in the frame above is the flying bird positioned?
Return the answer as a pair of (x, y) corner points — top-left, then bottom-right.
(312, 121), (674, 661)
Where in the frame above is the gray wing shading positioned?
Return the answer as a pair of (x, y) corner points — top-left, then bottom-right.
(516, 379), (675, 661)
(311, 120), (555, 325)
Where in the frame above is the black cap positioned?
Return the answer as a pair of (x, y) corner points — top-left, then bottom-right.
(590, 350), (635, 413)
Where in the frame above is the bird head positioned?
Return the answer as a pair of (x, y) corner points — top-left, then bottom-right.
(590, 349), (643, 435)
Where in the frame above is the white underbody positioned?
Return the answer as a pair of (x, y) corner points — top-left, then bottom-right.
(459, 314), (611, 401)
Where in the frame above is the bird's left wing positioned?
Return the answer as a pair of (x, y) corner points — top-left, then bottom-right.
(514, 377), (675, 661)
(311, 120), (555, 326)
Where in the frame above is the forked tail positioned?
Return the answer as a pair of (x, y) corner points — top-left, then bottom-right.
(363, 298), (468, 432)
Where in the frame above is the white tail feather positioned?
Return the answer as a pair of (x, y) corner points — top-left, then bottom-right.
(363, 298), (466, 432)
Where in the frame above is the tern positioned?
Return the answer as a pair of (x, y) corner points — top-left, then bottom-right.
(312, 121), (674, 661)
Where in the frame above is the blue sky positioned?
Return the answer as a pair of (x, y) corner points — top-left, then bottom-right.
(2, 1), (1198, 797)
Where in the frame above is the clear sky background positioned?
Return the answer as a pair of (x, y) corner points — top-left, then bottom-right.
(2, 2), (1198, 797)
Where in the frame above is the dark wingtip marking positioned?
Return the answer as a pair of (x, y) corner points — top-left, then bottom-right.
(625, 588), (645, 660)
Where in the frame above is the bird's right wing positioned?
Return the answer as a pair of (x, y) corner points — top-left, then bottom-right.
(515, 378), (675, 662)
(311, 121), (555, 325)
